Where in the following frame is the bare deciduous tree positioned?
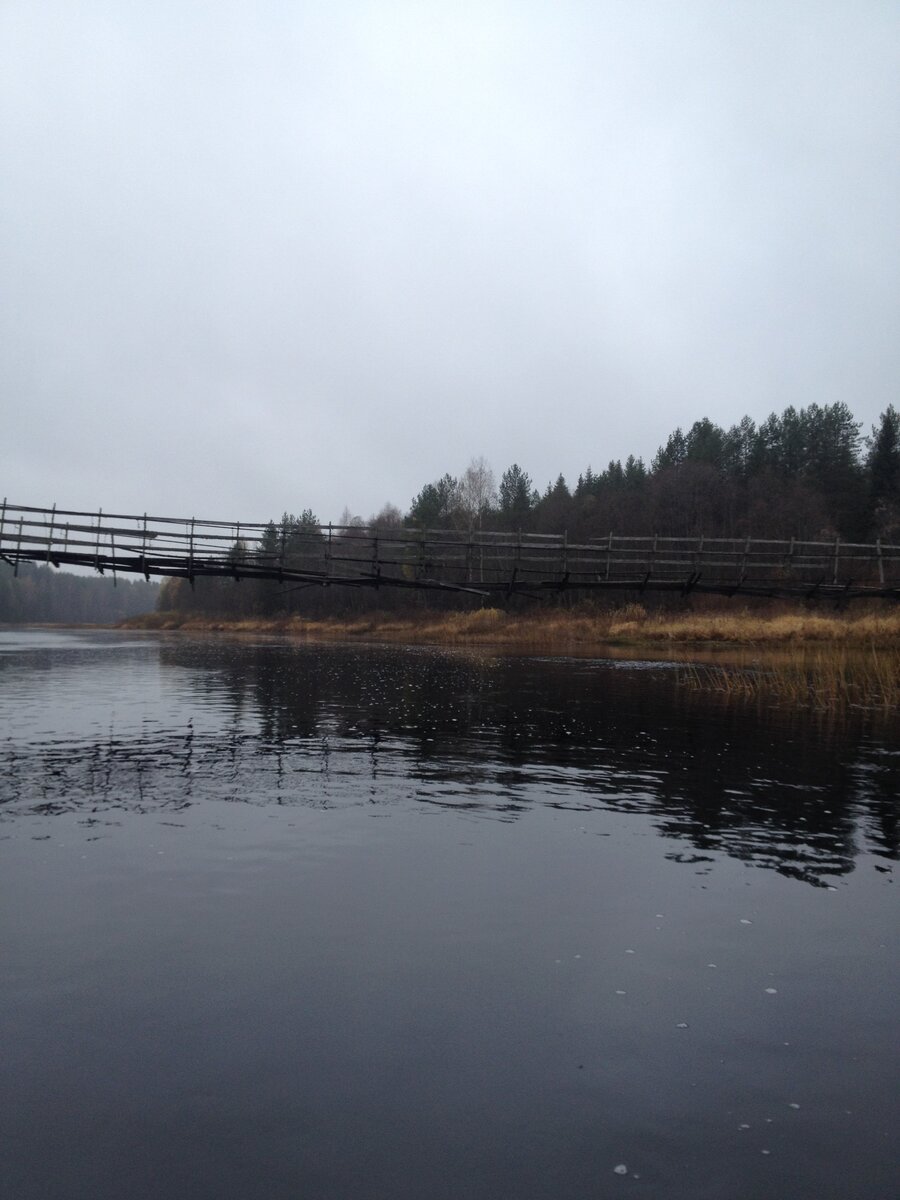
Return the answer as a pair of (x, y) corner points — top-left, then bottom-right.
(458, 457), (497, 530)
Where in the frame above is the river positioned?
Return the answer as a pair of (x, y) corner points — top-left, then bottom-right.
(1, 629), (897, 1199)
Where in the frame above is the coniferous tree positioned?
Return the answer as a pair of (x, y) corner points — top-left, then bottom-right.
(498, 463), (535, 529)
(408, 474), (459, 528)
(651, 428), (687, 472)
(867, 405), (900, 539)
(623, 455), (647, 488)
(684, 418), (727, 468)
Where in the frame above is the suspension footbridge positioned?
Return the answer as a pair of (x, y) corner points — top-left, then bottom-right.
(2, 502), (899, 602)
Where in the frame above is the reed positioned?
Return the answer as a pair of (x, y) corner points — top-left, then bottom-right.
(679, 643), (900, 712)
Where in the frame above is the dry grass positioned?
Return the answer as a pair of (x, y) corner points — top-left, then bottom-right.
(128, 602), (900, 650)
(619, 608), (900, 645)
(679, 643), (900, 713)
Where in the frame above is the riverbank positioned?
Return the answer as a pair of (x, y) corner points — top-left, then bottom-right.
(121, 605), (900, 712)
(123, 602), (900, 649)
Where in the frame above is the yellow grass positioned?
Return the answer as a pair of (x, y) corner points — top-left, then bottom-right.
(127, 602), (900, 648)
(614, 608), (900, 644)
(679, 643), (900, 712)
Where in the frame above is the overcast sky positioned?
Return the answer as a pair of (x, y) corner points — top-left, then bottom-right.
(2, 1), (898, 523)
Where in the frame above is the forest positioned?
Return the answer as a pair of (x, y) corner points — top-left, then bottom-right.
(0, 560), (159, 624)
(158, 401), (900, 619)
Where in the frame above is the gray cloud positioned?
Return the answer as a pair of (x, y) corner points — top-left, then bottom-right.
(2, 0), (898, 521)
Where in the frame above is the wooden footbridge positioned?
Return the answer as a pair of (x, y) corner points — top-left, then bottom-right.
(2, 502), (899, 602)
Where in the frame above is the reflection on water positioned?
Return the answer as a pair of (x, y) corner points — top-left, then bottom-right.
(2, 631), (897, 886)
(1, 629), (897, 1200)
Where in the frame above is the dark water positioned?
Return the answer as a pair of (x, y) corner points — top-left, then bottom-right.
(1, 629), (897, 1199)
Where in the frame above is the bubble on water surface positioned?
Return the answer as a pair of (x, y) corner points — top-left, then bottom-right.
(613, 1164), (628, 1175)
(625, 949), (635, 954)
(676, 1022), (689, 1028)
(765, 987), (778, 994)
(740, 918), (753, 925)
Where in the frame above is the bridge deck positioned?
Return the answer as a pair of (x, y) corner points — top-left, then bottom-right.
(2, 502), (899, 601)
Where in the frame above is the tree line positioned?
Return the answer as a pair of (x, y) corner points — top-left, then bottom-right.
(400, 402), (898, 545)
(158, 401), (900, 618)
(1, 560), (159, 624)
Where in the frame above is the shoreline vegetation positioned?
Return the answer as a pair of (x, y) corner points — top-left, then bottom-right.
(124, 602), (900, 648)
(122, 603), (900, 713)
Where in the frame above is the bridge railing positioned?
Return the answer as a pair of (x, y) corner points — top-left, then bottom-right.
(1, 501), (899, 599)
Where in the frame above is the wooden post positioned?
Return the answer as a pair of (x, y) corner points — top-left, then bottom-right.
(515, 531), (523, 592)
(95, 508), (103, 571)
(0, 498), (6, 558)
(188, 517), (195, 586)
(681, 571), (696, 596)
(14, 515), (23, 576)
(833, 536), (840, 585)
(45, 504), (56, 564)
(232, 521), (241, 582)
(141, 513), (149, 579)
(876, 538), (884, 586)
(606, 531), (613, 581)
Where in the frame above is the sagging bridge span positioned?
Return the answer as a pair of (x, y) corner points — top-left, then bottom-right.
(2, 502), (899, 603)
